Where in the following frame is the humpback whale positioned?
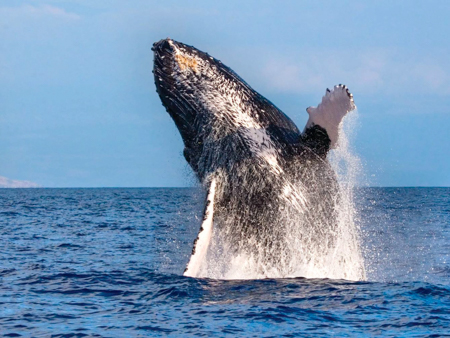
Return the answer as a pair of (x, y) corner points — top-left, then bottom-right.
(152, 39), (362, 279)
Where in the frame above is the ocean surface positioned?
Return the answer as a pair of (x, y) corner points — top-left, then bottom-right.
(0, 187), (449, 337)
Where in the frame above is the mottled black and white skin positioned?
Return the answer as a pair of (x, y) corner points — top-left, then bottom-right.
(152, 39), (356, 278)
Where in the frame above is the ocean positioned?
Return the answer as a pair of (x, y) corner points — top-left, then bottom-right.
(0, 187), (449, 336)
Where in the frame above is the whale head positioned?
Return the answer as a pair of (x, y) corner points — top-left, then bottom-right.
(153, 39), (238, 175)
(153, 38), (265, 177)
(153, 38), (302, 179)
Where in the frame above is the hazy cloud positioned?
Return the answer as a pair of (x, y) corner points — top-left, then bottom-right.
(0, 176), (41, 188)
(0, 4), (80, 21)
(259, 49), (450, 96)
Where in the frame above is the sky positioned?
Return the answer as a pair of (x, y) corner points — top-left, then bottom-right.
(1, 0), (449, 187)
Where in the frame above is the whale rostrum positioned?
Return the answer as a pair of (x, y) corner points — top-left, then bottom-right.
(153, 38), (359, 279)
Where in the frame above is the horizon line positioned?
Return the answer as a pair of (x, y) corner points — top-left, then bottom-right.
(0, 186), (449, 189)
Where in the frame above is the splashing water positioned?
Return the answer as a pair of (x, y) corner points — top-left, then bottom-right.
(198, 110), (366, 281)
(327, 109), (366, 281)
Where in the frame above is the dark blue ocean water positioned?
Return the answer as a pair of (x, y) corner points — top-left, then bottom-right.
(0, 188), (449, 337)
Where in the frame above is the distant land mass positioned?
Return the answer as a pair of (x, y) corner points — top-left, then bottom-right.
(0, 176), (41, 188)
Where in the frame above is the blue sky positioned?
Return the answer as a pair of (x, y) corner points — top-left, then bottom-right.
(1, 0), (449, 187)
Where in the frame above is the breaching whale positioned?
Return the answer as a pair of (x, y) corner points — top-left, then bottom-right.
(152, 39), (360, 279)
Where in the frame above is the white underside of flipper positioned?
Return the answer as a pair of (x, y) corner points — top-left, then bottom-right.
(184, 178), (217, 278)
(305, 85), (356, 148)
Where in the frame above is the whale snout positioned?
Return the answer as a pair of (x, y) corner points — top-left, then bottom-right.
(152, 38), (175, 55)
(152, 38), (177, 79)
(152, 38), (199, 63)
(153, 38), (203, 75)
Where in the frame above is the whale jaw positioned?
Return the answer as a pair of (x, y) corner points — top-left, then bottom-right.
(152, 39), (199, 157)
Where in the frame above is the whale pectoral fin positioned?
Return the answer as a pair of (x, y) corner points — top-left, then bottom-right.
(183, 178), (217, 278)
(303, 85), (356, 152)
